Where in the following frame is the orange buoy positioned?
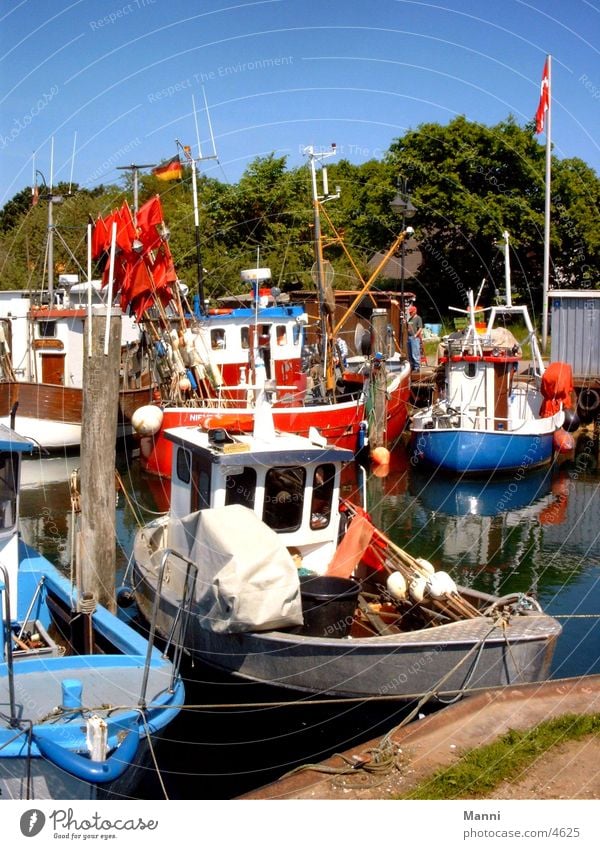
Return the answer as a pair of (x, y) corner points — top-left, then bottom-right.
(370, 446), (391, 466)
(553, 427), (574, 454)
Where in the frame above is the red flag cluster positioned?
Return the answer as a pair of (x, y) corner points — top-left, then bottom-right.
(91, 196), (177, 320)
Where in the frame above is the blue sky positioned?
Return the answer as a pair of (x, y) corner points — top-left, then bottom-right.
(1, 0), (599, 205)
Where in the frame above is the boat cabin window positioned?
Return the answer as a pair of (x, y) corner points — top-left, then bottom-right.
(263, 466), (305, 532)
(190, 455), (211, 511)
(211, 328), (226, 350)
(464, 363), (477, 378)
(225, 466), (257, 510)
(292, 324), (302, 346)
(176, 448), (191, 483)
(0, 452), (17, 531)
(241, 325), (271, 350)
(310, 463), (335, 530)
(275, 325), (287, 346)
(37, 320), (56, 338)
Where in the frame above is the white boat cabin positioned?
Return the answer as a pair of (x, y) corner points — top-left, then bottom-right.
(178, 270), (308, 402)
(166, 423), (354, 575)
(429, 301), (548, 434)
(0, 278), (139, 387)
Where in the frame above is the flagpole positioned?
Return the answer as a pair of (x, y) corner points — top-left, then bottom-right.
(541, 54), (551, 354)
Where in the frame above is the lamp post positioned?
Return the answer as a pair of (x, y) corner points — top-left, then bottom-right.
(389, 178), (416, 354)
(35, 170), (63, 303)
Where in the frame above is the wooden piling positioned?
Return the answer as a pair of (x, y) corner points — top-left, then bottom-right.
(370, 309), (390, 449)
(78, 306), (121, 614)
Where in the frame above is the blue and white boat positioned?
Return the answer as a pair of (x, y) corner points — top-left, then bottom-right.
(0, 426), (184, 800)
(410, 233), (568, 475)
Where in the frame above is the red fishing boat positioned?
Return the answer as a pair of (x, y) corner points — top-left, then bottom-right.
(132, 145), (413, 477)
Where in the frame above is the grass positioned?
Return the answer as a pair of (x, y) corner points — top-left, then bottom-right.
(396, 713), (600, 800)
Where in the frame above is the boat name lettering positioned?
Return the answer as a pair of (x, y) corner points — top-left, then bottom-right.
(48, 808), (158, 832)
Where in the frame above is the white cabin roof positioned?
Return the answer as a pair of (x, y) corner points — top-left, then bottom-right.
(165, 426), (354, 467)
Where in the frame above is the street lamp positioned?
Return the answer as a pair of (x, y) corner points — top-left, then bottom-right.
(35, 170), (63, 302)
(390, 178), (416, 354)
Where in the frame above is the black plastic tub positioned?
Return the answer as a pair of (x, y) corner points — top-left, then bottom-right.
(296, 575), (360, 638)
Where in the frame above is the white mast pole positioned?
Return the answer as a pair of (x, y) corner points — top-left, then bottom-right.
(541, 54), (552, 354)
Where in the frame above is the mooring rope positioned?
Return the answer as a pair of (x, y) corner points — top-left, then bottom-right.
(115, 470), (166, 522)
(280, 619), (503, 789)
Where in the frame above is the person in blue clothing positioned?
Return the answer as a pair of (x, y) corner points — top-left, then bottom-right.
(407, 304), (423, 371)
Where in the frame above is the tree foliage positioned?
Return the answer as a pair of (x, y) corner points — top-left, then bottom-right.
(386, 116), (599, 315)
(1, 117), (598, 318)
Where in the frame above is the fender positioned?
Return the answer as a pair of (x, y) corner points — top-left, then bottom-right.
(34, 728), (140, 784)
(577, 388), (600, 414)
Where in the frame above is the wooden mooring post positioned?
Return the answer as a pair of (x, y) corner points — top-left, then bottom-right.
(369, 308), (391, 450)
(78, 306), (121, 616)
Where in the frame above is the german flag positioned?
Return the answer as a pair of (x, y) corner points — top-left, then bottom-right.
(152, 156), (182, 181)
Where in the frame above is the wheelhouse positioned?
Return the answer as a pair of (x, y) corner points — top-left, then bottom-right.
(167, 425), (354, 574)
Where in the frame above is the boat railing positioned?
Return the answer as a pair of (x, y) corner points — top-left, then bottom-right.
(0, 565), (18, 727)
(139, 548), (197, 708)
(435, 405), (537, 432)
(444, 336), (519, 358)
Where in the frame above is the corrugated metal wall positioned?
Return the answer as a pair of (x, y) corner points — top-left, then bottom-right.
(550, 292), (600, 378)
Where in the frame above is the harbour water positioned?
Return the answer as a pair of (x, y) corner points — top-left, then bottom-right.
(17, 434), (600, 799)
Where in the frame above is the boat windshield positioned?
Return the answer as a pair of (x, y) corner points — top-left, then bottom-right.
(263, 466), (305, 532)
(310, 463), (335, 529)
(225, 467), (257, 510)
(0, 452), (17, 531)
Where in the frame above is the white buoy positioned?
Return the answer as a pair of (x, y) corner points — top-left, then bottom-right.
(409, 575), (428, 603)
(416, 557), (435, 576)
(386, 571), (407, 600)
(131, 405), (164, 436)
(426, 571), (458, 598)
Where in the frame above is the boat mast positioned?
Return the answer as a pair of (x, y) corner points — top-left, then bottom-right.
(115, 163), (156, 223)
(178, 92), (218, 317)
(502, 230), (513, 308)
(304, 145), (339, 395)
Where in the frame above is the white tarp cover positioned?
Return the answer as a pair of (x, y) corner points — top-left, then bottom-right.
(489, 326), (521, 354)
(180, 504), (303, 633)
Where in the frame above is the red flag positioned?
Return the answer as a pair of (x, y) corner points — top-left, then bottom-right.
(535, 58), (550, 134)
(91, 215), (109, 260)
(120, 258), (153, 316)
(152, 156), (182, 181)
(136, 195), (163, 251)
(116, 202), (136, 253)
(150, 242), (177, 292)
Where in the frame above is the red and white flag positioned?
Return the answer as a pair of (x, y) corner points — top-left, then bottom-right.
(535, 58), (550, 134)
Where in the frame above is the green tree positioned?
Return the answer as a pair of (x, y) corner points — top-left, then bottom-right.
(386, 116), (599, 317)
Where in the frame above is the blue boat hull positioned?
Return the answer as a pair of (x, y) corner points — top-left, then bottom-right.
(410, 429), (555, 474)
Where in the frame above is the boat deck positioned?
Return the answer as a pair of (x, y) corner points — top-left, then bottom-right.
(1, 657), (175, 725)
